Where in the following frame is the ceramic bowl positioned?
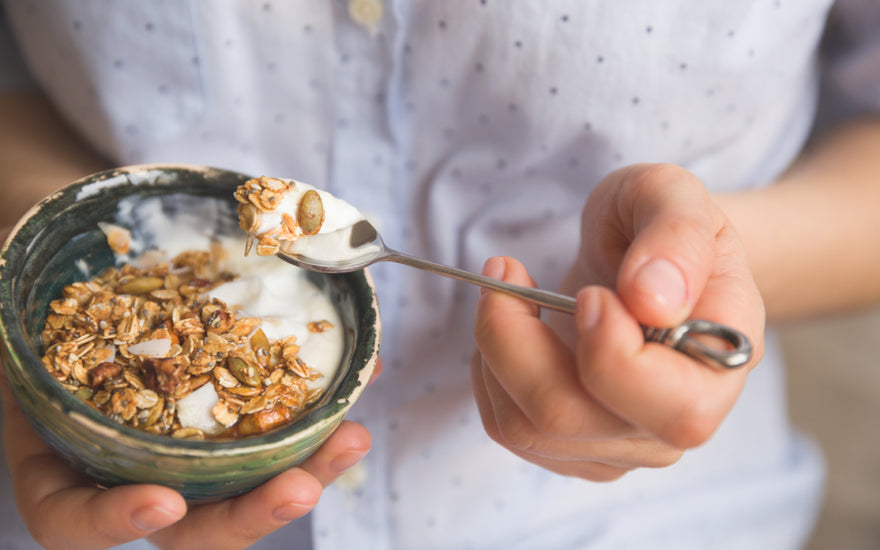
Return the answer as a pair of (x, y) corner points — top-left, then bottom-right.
(0, 164), (380, 501)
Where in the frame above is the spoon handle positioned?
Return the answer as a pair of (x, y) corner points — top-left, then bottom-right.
(382, 251), (751, 370)
(386, 250), (577, 312)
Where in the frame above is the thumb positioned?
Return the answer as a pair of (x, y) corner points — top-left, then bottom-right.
(615, 166), (723, 327)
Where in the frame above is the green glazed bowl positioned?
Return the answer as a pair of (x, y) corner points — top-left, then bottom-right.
(0, 164), (380, 501)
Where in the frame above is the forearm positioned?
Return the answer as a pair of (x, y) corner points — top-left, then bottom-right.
(0, 91), (108, 228)
(717, 117), (880, 322)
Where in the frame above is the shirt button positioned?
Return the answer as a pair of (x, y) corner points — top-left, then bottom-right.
(347, 0), (384, 34)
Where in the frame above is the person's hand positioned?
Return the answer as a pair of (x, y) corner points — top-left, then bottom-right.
(471, 163), (765, 481)
(0, 367), (371, 550)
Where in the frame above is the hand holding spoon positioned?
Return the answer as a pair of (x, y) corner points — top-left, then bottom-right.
(276, 219), (752, 370)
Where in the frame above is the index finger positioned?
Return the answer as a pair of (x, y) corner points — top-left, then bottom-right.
(474, 256), (633, 440)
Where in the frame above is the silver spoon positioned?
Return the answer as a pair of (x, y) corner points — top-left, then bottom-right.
(277, 219), (752, 370)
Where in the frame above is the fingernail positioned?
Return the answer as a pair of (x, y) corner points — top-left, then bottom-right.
(576, 288), (602, 331)
(633, 258), (687, 313)
(480, 257), (506, 296)
(273, 502), (312, 523)
(482, 257), (505, 280)
(329, 449), (368, 474)
(132, 505), (182, 532)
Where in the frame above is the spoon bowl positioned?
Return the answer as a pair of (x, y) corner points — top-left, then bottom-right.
(277, 219), (752, 370)
(278, 219), (384, 273)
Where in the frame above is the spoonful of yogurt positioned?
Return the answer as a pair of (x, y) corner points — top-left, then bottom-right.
(234, 176), (752, 370)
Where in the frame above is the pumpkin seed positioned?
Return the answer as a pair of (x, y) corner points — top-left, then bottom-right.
(250, 328), (269, 356)
(117, 277), (164, 295)
(74, 387), (94, 401)
(228, 356), (262, 387)
(238, 203), (259, 232)
(297, 190), (325, 235)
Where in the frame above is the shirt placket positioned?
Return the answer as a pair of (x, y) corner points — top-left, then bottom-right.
(311, 2), (400, 549)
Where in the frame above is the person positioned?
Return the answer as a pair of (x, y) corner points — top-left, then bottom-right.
(1, 1), (879, 548)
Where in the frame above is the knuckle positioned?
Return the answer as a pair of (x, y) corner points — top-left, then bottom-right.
(532, 397), (584, 440)
(493, 415), (539, 453)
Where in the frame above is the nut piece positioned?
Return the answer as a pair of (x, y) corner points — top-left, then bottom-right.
(297, 190), (325, 235)
(205, 308), (234, 333)
(142, 357), (186, 395)
(238, 404), (292, 436)
(91, 362), (122, 387)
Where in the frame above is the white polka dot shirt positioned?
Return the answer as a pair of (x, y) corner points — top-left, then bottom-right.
(4, 1), (873, 548)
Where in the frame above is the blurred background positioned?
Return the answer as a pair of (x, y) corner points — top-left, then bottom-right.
(782, 310), (880, 550)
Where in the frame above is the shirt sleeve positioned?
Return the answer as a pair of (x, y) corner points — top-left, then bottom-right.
(816, 0), (880, 126)
(0, 3), (37, 92)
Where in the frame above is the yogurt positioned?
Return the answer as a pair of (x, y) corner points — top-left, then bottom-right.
(246, 178), (363, 236)
(113, 193), (346, 385)
(110, 193), (346, 435)
(234, 176), (379, 263)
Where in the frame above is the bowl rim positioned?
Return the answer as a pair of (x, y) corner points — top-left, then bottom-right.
(0, 163), (380, 457)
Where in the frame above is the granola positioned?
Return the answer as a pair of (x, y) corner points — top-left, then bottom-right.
(40, 247), (332, 440)
(234, 175), (325, 256)
(233, 175), (377, 268)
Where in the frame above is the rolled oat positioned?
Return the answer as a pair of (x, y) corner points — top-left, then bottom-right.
(41, 247), (332, 440)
